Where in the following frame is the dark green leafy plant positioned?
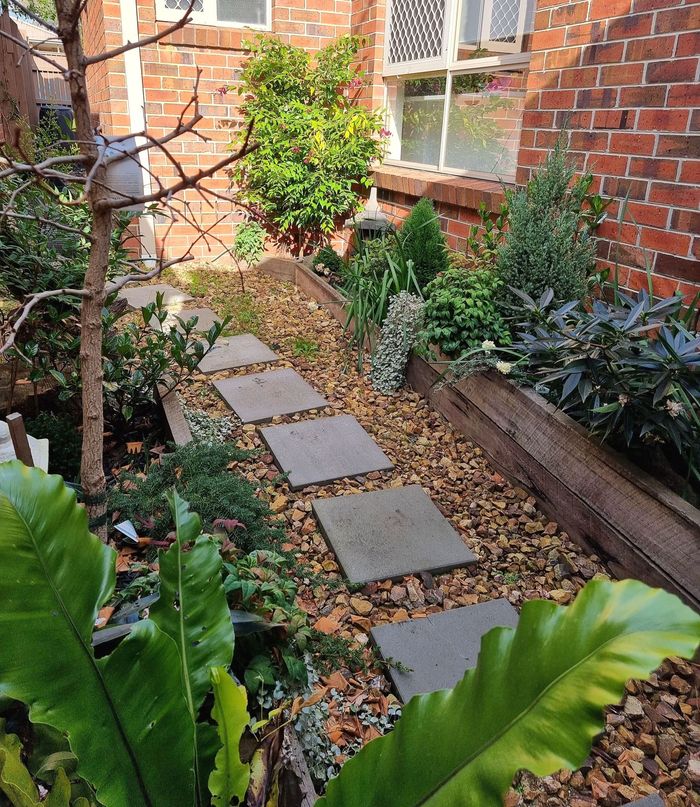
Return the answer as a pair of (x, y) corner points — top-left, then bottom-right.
(422, 267), (511, 357)
(231, 35), (386, 254)
(231, 220), (266, 292)
(25, 412), (82, 481)
(109, 441), (284, 551)
(398, 198), (449, 290)
(505, 286), (700, 488)
(496, 140), (597, 304)
(464, 202), (509, 269)
(46, 294), (228, 425)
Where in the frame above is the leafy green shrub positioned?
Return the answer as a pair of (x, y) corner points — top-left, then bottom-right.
(25, 412), (82, 481)
(312, 245), (345, 278)
(110, 441), (283, 551)
(398, 198), (449, 290)
(422, 267), (511, 356)
(45, 294), (227, 425)
(231, 35), (386, 254)
(506, 286), (700, 490)
(371, 292), (424, 394)
(496, 141), (596, 303)
(231, 220), (266, 292)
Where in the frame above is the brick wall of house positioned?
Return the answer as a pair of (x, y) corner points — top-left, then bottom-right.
(84, 0), (352, 259)
(519, 0), (699, 300)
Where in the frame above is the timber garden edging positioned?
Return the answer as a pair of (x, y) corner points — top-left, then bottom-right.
(259, 256), (700, 611)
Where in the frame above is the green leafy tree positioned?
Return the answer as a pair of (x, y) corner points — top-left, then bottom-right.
(497, 140), (597, 303)
(231, 220), (266, 292)
(231, 35), (387, 255)
(398, 198), (449, 290)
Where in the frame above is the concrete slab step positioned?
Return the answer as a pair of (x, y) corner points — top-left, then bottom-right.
(371, 599), (519, 702)
(214, 368), (327, 424)
(118, 283), (193, 310)
(198, 334), (279, 373)
(149, 307), (222, 334)
(312, 486), (476, 585)
(260, 414), (393, 490)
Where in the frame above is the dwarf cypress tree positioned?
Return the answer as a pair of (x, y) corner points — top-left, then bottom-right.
(399, 197), (449, 290)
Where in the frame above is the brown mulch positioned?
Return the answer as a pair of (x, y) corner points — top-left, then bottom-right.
(166, 264), (699, 807)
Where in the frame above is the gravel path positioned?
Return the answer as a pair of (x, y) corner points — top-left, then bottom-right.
(168, 264), (698, 807)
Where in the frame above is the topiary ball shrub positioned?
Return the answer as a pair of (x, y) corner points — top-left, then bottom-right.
(398, 198), (449, 290)
(423, 267), (511, 357)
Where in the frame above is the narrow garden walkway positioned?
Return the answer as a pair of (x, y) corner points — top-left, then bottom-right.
(126, 266), (696, 807)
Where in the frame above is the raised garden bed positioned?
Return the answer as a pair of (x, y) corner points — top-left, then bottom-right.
(260, 256), (700, 611)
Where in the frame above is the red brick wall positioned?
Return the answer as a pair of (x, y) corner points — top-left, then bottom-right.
(519, 0), (699, 301)
(84, 0), (352, 259)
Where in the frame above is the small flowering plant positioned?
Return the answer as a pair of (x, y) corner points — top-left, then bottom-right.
(445, 285), (700, 489)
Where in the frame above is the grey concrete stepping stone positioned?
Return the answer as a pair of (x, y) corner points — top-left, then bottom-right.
(149, 307), (221, 334)
(260, 414), (393, 490)
(199, 334), (279, 373)
(312, 486), (475, 584)
(626, 798), (663, 806)
(214, 368), (327, 424)
(371, 599), (518, 702)
(119, 283), (193, 310)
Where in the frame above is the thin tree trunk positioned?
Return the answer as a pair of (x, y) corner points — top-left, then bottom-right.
(55, 0), (112, 531)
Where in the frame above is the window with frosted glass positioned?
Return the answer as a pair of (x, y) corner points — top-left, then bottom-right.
(217, 0), (267, 25)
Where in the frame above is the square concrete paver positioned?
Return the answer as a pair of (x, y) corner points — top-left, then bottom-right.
(119, 283), (193, 310)
(312, 486), (475, 584)
(149, 307), (222, 334)
(260, 415), (393, 490)
(626, 798), (663, 807)
(371, 599), (519, 702)
(198, 334), (279, 373)
(214, 368), (327, 424)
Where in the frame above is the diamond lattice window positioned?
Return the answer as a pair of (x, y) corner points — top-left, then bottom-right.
(164, 0), (204, 10)
(388, 0), (446, 64)
(488, 0), (521, 43)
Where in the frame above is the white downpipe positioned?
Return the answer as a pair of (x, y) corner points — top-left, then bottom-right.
(119, 0), (157, 262)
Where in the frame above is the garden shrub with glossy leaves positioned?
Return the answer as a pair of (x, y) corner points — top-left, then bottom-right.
(231, 35), (387, 254)
(423, 267), (510, 357)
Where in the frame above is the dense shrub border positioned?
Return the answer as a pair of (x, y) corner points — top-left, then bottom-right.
(259, 256), (700, 611)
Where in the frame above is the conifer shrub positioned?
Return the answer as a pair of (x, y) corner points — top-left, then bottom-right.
(398, 198), (449, 290)
(496, 142), (596, 303)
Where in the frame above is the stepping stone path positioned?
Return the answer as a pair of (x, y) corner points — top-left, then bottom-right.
(134, 280), (512, 705)
(198, 335), (279, 373)
(371, 599), (519, 702)
(312, 486), (476, 585)
(260, 415), (394, 490)
(215, 368), (327, 424)
(119, 283), (193, 310)
(627, 798), (663, 806)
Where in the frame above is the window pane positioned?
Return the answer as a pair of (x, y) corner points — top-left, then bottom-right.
(387, 77), (446, 168)
(456, 0), (535, 59)
(388, 0), (446, 64)
(217, 0), (267, 25)
(165, 0), (204, 10)
(443, 68), (527, 178)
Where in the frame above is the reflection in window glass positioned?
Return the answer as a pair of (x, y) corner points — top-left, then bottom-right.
(443, 68), (527, 178)
(387, 77), (446, 168)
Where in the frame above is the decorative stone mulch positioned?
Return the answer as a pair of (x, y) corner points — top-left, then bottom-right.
(165, 264), (698, 806)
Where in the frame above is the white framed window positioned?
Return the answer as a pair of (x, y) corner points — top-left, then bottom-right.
(156, 0), (271, 29)
(384, 0), (534, 181)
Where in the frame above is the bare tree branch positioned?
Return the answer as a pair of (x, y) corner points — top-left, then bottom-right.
(0, 210), (94, 238)
(0, 24), (67, 73)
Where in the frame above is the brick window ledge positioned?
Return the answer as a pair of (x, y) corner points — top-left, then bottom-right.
(373, 164), (511, 214)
